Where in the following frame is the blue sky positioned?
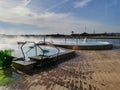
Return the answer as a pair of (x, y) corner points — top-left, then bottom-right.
(0, 0), (119, 34)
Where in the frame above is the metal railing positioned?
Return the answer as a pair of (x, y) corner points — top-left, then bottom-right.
(17, 41), (60, 61)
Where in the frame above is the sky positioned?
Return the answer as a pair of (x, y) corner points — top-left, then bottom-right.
(0, 0), (120, 35)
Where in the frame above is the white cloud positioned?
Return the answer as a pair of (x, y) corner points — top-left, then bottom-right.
(0, 2), (73, 34)
(0, 0), (119, 34)
(74, 0), (92, 8)
(0, 0), (71, 33)
(23, 0), (32, 7)
(45, 0), (69, 11)
(0, 0), (31, 9)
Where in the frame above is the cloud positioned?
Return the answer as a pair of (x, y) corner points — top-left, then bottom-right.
(0, 0), (31, 9)
(0, 0), (119, 34)
(45, 0), (69, 11)
(74, 0), (92, 8)
(0, 1), (74, 34)
(0, 0), (20, 9)
(22, 0), (32, 7)
(0, 5), (115, 34)
(0, 6), (69, 27)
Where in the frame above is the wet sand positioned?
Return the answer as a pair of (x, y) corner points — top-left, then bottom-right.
(1, 46), (120, 90)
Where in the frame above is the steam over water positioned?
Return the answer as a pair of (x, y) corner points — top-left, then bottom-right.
(0, 36), (43, 44)
(0, 35), (120, 45)
(0, 36), (45, 54)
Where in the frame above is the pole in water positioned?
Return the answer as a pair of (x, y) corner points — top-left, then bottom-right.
(65, 36), (67, 44)
(43, 35), (46, 44)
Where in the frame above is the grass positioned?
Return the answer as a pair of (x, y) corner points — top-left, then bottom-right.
(0, 68), (13, 86)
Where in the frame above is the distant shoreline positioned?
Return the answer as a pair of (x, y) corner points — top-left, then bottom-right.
(1, 34), (120, 39)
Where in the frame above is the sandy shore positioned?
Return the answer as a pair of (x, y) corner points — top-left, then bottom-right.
(1, 45), (120, 90)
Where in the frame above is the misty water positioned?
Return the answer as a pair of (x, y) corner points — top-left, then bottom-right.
(0, 36), (120, 58)
(0, 35), (120, 45)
